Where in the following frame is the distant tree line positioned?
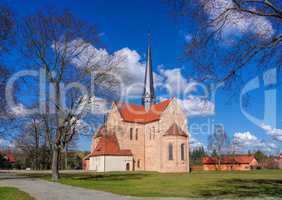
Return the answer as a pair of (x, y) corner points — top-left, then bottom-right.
(190, 146), (206, 166)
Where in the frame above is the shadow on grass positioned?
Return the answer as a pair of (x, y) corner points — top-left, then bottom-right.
(0, 173), (35, 180)
(198, 179), (282, 198)
(68, 173), (152, 181)
(18, 172), (153, 181)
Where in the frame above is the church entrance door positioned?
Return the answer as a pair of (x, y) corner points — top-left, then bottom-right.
(126, 163), (130, 171)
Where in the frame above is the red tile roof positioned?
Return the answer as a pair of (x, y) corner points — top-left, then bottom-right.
(202, 155), (256, 165)
(0, 151), (16, 163)
(115, 99), (171, 124)
(163, 123), (188, 137)
(6, 153), (16, 163)
(89, 129), (132, 157)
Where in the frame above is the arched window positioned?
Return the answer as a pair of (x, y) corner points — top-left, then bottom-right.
(137, 160), (140, 168)
(135, 128), (138, 140)
(130, 128), (133, 140)
(181, 143), (185, 161)
(168, 143), (173, 160)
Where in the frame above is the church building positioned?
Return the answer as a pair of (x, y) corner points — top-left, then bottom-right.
(83, 39), (190, 173)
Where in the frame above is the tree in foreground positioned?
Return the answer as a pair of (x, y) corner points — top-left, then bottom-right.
(18, 9), (120, 180)
(167, 0), (282, 85)
(0, 4), (14, 138)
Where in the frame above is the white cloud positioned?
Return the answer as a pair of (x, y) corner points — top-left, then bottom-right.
(233, 131), (277, 153)
(159, 67), (214, 117)
(202, 0), (274, 39)
(10, 103), (29, 117)
(159, 67), (196, 96)
(85, 96), (109, 114)
(260, 124), (282, 141)
(65, 39), (215, 117)
(177, 96), (215, 117)
(66, 39), (161, 97)
(233, 131), (261, 146)
(190, 136), (204, 149)
(0, 138), (14, 148)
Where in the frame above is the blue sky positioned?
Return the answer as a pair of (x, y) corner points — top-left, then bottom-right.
(2, 0), (282, 154)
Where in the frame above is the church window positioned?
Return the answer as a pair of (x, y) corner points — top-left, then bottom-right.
(137, 160), (140, 168)
(135, 128), (138, 140)
(181, 143), (185, 160)
(130, 128), (133, 140)
(168, 143), (173, 160)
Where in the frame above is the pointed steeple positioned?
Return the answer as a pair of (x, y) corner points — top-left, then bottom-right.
(142, 33), (155, 111)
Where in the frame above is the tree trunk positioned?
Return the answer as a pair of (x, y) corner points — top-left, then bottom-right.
(51, 145), (60, 181)
(65, 145), (68, 170)
(52, 82), (62, 181)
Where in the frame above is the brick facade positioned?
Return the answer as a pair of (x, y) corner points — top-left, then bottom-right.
(86, 97), (190, 173)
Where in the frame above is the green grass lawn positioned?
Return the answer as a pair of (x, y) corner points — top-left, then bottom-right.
(0, 187), (35, 200)
(24, 170), (282, 198)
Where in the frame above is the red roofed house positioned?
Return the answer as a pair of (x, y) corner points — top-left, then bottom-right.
(83, 128), (133, 172)
(84, 40), (189, 173)
(0, 150), (16, 165)
(202, 155), (258, 171)
(275, 153), (282, 169)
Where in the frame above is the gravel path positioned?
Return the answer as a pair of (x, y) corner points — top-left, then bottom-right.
(0, 173), (139, 200)
(0, 173), (190, 200)
(0, 173), (281, 200)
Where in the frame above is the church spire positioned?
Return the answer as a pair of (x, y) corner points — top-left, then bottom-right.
(142, 33), (155, 111)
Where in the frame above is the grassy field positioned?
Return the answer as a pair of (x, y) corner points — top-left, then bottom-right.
(0, 187), (35, 200)
(24, 170), (282, 198)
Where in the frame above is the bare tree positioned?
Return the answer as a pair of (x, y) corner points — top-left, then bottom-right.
(0, 4), (14, 137)
(208, 124), (230, 168)
(15, 116), (48, 170)
(19, 9), (120, 180)
(166, 0), (282, 84)
(0, 4), (14, 54)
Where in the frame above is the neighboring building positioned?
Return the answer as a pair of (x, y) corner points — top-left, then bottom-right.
(275, 153), (282, 169)
(84, 39), (190, 173)
(0, 150), (16, 163)
(202, 155), (258, 171)
(83, 128), (133, 172)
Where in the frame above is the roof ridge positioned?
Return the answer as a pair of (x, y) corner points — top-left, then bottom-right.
(115, 99), (172, 124)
